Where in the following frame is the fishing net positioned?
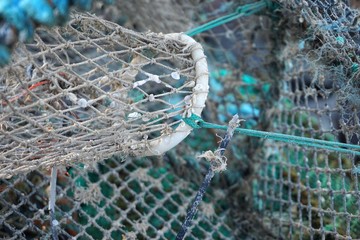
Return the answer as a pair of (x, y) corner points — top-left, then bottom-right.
(0, 13), (208, 178)
(1, 0), (360, 239)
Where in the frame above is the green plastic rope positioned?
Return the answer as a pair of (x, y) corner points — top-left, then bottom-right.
(183, 114), (360, 156)
(186, 0), (275, 36)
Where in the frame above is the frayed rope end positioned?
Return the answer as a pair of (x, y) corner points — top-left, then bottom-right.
(198, 150), (227, 172)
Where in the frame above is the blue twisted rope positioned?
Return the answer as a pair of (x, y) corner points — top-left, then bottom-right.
(0, 0), (114, 66)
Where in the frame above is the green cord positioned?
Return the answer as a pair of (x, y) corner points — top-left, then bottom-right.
(183, 114), (360, 156)
(185, 0), (275, 36)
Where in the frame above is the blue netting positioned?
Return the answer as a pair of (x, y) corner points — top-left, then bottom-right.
(0, 0), (116, 66)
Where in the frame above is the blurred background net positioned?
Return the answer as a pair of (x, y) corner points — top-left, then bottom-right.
(1, 0), (360, 239)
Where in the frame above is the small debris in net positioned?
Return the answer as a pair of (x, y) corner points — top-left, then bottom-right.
(26, 64), (34, 79)
(128, 112), (142, 119)
(77, 98), (88, 108)
(68, 93), (78, 103)
(133, 73), (161, 88)
(171, 71), (181, 80)
(148, 94), (155, 101)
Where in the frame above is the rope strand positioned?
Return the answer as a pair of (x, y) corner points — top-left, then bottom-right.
(176, 115), (240, 240)
(185, 0), (276, 36)
(183, 114), (360, 156)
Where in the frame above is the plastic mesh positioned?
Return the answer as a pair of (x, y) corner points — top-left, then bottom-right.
(0, 157), (233, 239)
(256, 1), (360, 238)
(1, 0), (360, 239)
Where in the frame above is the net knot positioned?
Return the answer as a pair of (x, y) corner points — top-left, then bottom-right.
(182, 114), (203, 129)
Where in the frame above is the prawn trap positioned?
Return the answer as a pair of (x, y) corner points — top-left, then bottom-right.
(0, 13), (208, 178)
